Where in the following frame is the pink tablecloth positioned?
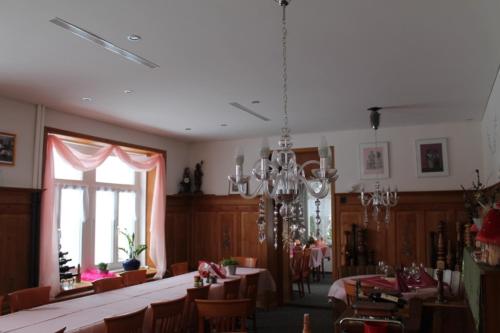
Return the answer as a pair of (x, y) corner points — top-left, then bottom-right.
(0, 268), (276, 333)
(327, 274), (439, 304)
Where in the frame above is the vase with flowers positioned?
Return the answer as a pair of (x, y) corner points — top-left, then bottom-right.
(119, 230), (147, 271)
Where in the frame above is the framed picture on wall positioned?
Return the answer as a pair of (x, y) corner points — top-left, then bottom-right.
(359, 142), (389, 179)
(0, 132), (16, 166)
(416, 138), (449, 177)
(228, 180), (248, 195)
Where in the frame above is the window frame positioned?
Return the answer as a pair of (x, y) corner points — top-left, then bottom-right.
(44, 127), (166, 272)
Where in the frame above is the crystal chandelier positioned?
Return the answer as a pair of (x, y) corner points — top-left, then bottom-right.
(228, 0), (338, 248)
(360, 107), (398, 230)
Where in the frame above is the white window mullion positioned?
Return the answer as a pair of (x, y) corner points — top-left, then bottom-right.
(113, 190), (119, 266)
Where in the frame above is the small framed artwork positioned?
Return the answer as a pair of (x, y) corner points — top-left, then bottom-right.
(359, 142), (389, 179)
(228, 180), (248, 195)
(0, 132), (16, 166)
(416, 138), (449, 177)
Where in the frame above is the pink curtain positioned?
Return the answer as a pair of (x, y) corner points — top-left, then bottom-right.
(40, 135), (166, 297)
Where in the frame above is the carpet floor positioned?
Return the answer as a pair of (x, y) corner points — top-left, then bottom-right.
(253, 273), (334, 333)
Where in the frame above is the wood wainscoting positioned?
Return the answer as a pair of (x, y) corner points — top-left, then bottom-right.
(0, 187), (42, 295)
(166, 195), (267, 269)
(334, 191), (467, 278)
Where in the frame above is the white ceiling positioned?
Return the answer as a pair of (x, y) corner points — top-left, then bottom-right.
(1, 0), (499, 142)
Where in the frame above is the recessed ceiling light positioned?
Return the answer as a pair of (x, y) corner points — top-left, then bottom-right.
(251, 100), (261, 104)
(185, 128), (192, 131)
(127, 34), (142, 41)
(220, 124), (228, 127)
(124, 89), (134, 94)
(82, 97), (92, 102)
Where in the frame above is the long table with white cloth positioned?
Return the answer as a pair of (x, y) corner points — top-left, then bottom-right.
(0, 267), (276, 333)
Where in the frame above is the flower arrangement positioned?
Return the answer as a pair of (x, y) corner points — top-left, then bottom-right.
(221, 258), (239, 266)
(96, 262), (108, 273)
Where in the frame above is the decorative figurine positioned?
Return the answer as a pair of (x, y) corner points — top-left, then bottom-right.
(179, 167), (191, 194)
(194, 160), (204, 193)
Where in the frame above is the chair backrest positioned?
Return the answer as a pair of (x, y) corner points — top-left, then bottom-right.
(233, 256), (258, 268)
(302, 248), (311, 274)
(8, 286), (51, 313)
(195, 299), (252, 333)
(54, 327), (66, 333)
(104, 306), (147, 333)
(170, 262), (189, 276)
(290, 250), (304, 277)
(344, 280), (374, 307)
(223, 278), (241, 300)
(151, 296), (186, 333)
(185, 285), (211, 332)
(431, 268), (463, 297)
(243, 272), (260, 301)
(93, 276), (124, 293)
(120, 270), (147, 287)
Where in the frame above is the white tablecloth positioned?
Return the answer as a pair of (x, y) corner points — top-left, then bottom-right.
(327, 274), (439, 303)
(0, 268), (276, 333)
(309, 246), (331, 268)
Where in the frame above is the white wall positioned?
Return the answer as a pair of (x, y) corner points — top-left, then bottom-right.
(481, 68), (500, 185)
(0, 95), (190, 194)
(0, 97), (36, 187)
(189, 121), (483, 194)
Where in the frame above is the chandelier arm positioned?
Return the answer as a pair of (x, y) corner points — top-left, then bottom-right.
(297, 175), (329, 199)
(296, 160), (320, 178)
(238, 181), (264, 199)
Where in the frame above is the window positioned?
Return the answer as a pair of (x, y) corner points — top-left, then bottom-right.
(54, 142), (146, 271)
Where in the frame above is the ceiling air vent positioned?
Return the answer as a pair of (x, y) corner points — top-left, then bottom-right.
(50, 17), (159, 69)
(229, 102), (270, 121)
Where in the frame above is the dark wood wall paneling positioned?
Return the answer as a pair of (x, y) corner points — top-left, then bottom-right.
(334, 191), (467, 278)
(166, 195), (267, 269)
(0, 187), (41, 295)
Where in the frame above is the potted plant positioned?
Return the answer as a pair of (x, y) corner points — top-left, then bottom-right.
(221, 258), (238, 275)
(119, 230), (147, 271)
(96, 262), (108, 273)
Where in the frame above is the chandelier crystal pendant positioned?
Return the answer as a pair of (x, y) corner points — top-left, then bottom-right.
(360, 107), (399, 230)
(228, 0), (339, 248)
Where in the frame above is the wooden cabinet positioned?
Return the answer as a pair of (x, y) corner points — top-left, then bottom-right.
(463, 248), (500, 333)
(0, 187), (41, 295)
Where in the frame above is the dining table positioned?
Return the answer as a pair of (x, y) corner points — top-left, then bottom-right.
(0, 267), (276, 333)
(328, 274), (440, 304)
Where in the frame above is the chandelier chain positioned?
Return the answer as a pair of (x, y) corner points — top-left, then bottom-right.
(282, 4), (288, 130)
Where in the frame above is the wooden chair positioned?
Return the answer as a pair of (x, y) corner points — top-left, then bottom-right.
(104, 306), (147, 333)
(120, 270), (147, 286)
(151, 296), (186, 333)
(8, 286), (51, 313)
(93, 276), (124, 293)
(290, 250), (304, 297)
(344, 280), (374, 307)
(54, 327), (66, 333)
(243, 272), (260, 330)
(170, 262), (189, 276)
(185, 285), (211, 333)
(195, 299), (252, 333)
(302, 248), (312, 293)
(233, 256), (258, 268)
(223, 278), (241, 300)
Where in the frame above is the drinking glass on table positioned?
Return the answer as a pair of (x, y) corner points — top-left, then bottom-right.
(377, 261), (385, 274)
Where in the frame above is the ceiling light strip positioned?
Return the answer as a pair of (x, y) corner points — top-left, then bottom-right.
(50, 17), (159, 69)
(229, 102), (270, 121)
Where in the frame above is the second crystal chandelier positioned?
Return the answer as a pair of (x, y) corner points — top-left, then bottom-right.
(228, 0), (339, 248)
(360, 107), (399, 230)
